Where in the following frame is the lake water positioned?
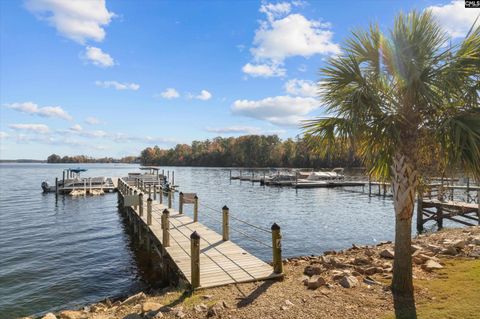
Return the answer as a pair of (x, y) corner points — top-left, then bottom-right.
(0, 163), (401, 318)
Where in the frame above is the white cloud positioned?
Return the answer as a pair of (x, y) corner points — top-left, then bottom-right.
(9, 123), (50, 134)
(70, 124), (83, 132)
(25, 0), (115, 44)
(243, 3), (340, 78)
(158, 88), (180, 99)
(5, 101), (73, 121)
(242, 63), (286, 78)
(232, 95), (319, 126)
(205, 126), (261, 134)
(251, 13), (340, 63)
(85, 117), (101, 125)
(259, 1), (292, 22)
(0, 131), (8, 139)
(95, 80), (140, 90)
(195, 90), (212, 101)
(428, 1), (480, 38)
(284, 79), (317, 97)
(83, 46), (114, 67)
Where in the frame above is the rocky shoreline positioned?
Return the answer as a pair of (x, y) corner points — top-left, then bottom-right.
(25, 226), (480, 319)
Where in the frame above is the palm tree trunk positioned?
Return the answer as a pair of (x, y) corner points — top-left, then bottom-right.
(391, 153), (418, 319)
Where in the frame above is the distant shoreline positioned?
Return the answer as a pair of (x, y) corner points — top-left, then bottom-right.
(0, 159), (46, 163)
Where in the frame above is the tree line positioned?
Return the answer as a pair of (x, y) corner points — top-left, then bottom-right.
(140, 135), (361, 168)
(47, 154), (139, 164)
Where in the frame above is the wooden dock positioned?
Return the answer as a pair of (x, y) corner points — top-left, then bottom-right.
(117, 178), (283, 289)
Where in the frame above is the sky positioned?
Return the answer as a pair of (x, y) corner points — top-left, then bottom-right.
(0, 0), (478, 159)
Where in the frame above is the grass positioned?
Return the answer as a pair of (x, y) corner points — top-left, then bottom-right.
(385, 258), (480, 319)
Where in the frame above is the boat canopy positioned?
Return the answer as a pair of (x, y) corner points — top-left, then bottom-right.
(67, 168), (88, 173)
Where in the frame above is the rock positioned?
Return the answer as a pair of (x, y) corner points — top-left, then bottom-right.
(307, 276), (326, 289)
(352, 257), (370, 265)
(122, 292), (146, 305)
(364, 267), (381, 275)
(153, 313), (164, 319)
(123, 314), (142, 319)
(42, 313), (57, 319)
(304, 265), (322, 276)
(339, 275), (359, 288)
(301, 275), (309, 285)
(472, 237), (480, 245)
(351, 271), (362, 277)
(280, 306), (289, 310)
(441, 246), (458, 256)
(206, 306), (218, 317)
(324, 250), (337, 255)
(380, 249), (394, 259)
(194, 303), (208, 312)
(452, 240), (466, 249)
(363, 277), (382, 286)
(142, 302), (163, 313)
(90, 304), (106, 313)
(285, 300), (294, 306)
(364, 249), (375, 257)
(411, 244), (422, 252)
(202, 294), (213, 300)
(59, 310), (86, 319)
(175, 311), (186, 318)
(423, 260), (443, 271)
(426, 244), (442, 253)
(413, 256), (425, 265)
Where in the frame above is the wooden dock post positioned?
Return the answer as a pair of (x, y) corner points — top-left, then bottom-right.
(62, 171), (65, 187)
(193, 195), (198, 222)
(368, 176), (372, 196)
(153, 185), (157, 200)
(168, 190), (172, 209)
(139, 193), (144, 217)
(190, 231), (200, 289)
(416, 192), (424, 233)
(162, 209), (170, 247)
(133, 190), (138, 210)
(159, 187), (163, 204)
(437, 205), (443, 229)
(179, 192), (184, 214)
(147, 197), (152, 225)
(229, 170), (232, 179)
(222, 205), (229, 241)
(252, 171), (254, 183)
(55, 177), (59, 195)
(172, 171), (175, 185)
(148, 184), (152, 198)
(271, 223), (283, 274)
(383, 183), (387, 197)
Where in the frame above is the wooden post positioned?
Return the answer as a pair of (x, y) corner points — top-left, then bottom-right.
(62, 171), (65, 186)
(190, 231), (200, 289)
(368, 176), (372, 196)
(168, 171), (170, 182)
(153, 185), (157, 200)
(466, 177), (470, 202)
(437, 205), (443, 229)
(229, 170), (232, 179)
(139, 193), (144, 217)
(271, 223), (283, 274)
(193, 195), (198, 222)
(168, 190), (172, 209)
(416, 192), (424, 233)
(133, 190), (138, 210)
(55, 177), (59, 195)
(179, 192), (184, 214)
(378, 183), (381, 196)
(147, 197), (152, 225)
(252, 171), (254, 183)
(222, 205), (229, 241)
(172, 171), (175, 185)
(159, 186), (163, 204)
(162, 209), (170, 247)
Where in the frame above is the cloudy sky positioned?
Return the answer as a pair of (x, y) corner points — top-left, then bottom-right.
(0, 0), (478, 159)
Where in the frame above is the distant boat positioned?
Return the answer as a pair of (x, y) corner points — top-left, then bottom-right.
(41, 168), (115, 195)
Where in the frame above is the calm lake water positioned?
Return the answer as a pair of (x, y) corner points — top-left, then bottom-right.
(0, 163), (402, 318)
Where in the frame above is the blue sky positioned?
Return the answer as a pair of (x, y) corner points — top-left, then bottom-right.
(0, 0), (478, 159)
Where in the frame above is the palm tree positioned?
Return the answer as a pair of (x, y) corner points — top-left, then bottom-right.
(304, 11), (480, 319)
